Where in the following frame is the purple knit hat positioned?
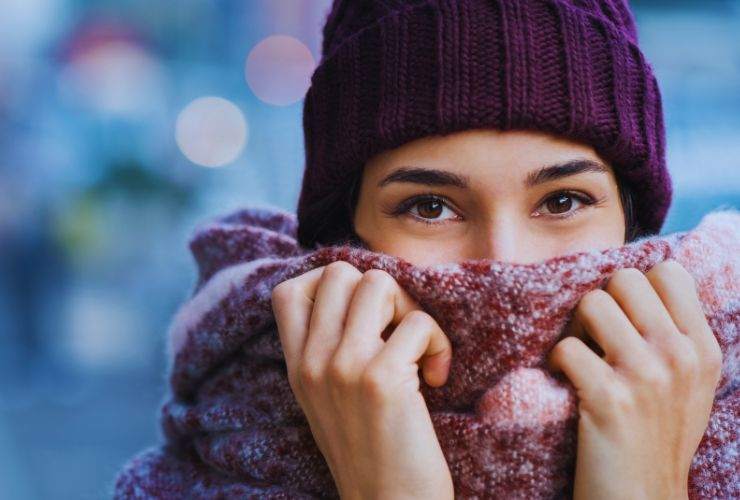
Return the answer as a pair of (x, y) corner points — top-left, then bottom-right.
(296, 0), (672, 248)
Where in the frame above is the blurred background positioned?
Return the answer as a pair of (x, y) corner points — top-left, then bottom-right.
(0, 0), (738, 498)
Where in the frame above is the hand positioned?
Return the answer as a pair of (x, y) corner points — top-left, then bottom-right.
(271, 261), (455, 500)
(546, 259), (723, 500)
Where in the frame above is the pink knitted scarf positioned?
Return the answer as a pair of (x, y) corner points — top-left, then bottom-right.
(114, 206), (739, 499)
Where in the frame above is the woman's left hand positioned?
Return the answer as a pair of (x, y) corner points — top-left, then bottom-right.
(546, 259), (723, 500)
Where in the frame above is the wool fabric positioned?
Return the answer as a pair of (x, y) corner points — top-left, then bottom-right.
(297, 0), (672, 248)
(113, 205), (739, 499)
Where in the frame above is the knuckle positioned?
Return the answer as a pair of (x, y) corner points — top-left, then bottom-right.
(654, 259), (689, 277)
(600, 383), (634, 414)
(298, 360), (323, 387)
(326, 356), (355, 387)
(361, 268), (396, 289)
(558, 335), (581, 352)
(637, 363), (672, 391)
(567, 335), (587, 352)
(663, 337), (700, 375)
(605, 267), (645, 294)
(270, 279), (296, 304)
(403, 309), (435, 327)
(551, 335), (581, 361)
(323, 260), (362, 280)
(360, 364), (390, 401)
(578, 289), (611, 311)
(649, 259), (696, 289)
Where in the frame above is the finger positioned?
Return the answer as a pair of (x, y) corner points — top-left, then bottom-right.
(373, 310), (452, 387)
(335, 268), (421, 364)
(563, 309), (604, 358)
(546, 335), (616, 400)
(270, 266), (326, 365)
(303, 261), (363, 366)
(644, 260), (720, 355)
(604, 267), (678, 347)
(566, 289), (649, 369)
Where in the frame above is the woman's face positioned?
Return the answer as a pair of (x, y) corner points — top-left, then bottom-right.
(352, 128), (626, 266)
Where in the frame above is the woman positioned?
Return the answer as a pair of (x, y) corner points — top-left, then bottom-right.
(270, 1), (722, 498)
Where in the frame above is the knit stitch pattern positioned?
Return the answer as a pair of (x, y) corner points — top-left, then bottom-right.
(113, 206), (739, 499)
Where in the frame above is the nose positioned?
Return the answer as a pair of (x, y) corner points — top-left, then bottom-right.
(474, 219), (534, 264)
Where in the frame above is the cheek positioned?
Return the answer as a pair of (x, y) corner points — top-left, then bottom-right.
(553, 214), (626, 256)
(366, 234), (470, 266)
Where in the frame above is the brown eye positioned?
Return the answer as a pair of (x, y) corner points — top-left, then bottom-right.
(416, 199), (444, 219)
(534, 190), (596, 220)
(397, 195), (459, 224)
(545, 193), (573, 214)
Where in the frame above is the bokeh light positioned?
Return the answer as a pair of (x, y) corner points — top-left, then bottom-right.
(175, 96), (249, 168)
(245, 34), (315, 106)
(58, 39), (166, 117)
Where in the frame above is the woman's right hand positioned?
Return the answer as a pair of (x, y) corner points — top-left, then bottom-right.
(270, 261), (455, 500)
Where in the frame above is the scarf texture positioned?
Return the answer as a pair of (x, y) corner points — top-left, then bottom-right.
(114, 206), (739, 499)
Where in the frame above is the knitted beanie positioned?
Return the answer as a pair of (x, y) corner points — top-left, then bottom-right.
(296, 0), (673, 248)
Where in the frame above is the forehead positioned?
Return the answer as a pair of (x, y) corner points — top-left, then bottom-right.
(363, 128), (613, 186)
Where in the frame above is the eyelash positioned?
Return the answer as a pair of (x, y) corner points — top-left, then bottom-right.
(389, 191), (599, 226)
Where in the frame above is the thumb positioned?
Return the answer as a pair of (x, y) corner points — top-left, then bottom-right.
(377, 311), (453, 388)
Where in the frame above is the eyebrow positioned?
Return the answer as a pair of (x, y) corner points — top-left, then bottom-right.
(376, 159), (608, 189)
(525, 159), (609, 188)
(377, 166), (470, 188)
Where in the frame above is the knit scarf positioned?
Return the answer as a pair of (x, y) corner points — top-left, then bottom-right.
(114, 206), (739, 499)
